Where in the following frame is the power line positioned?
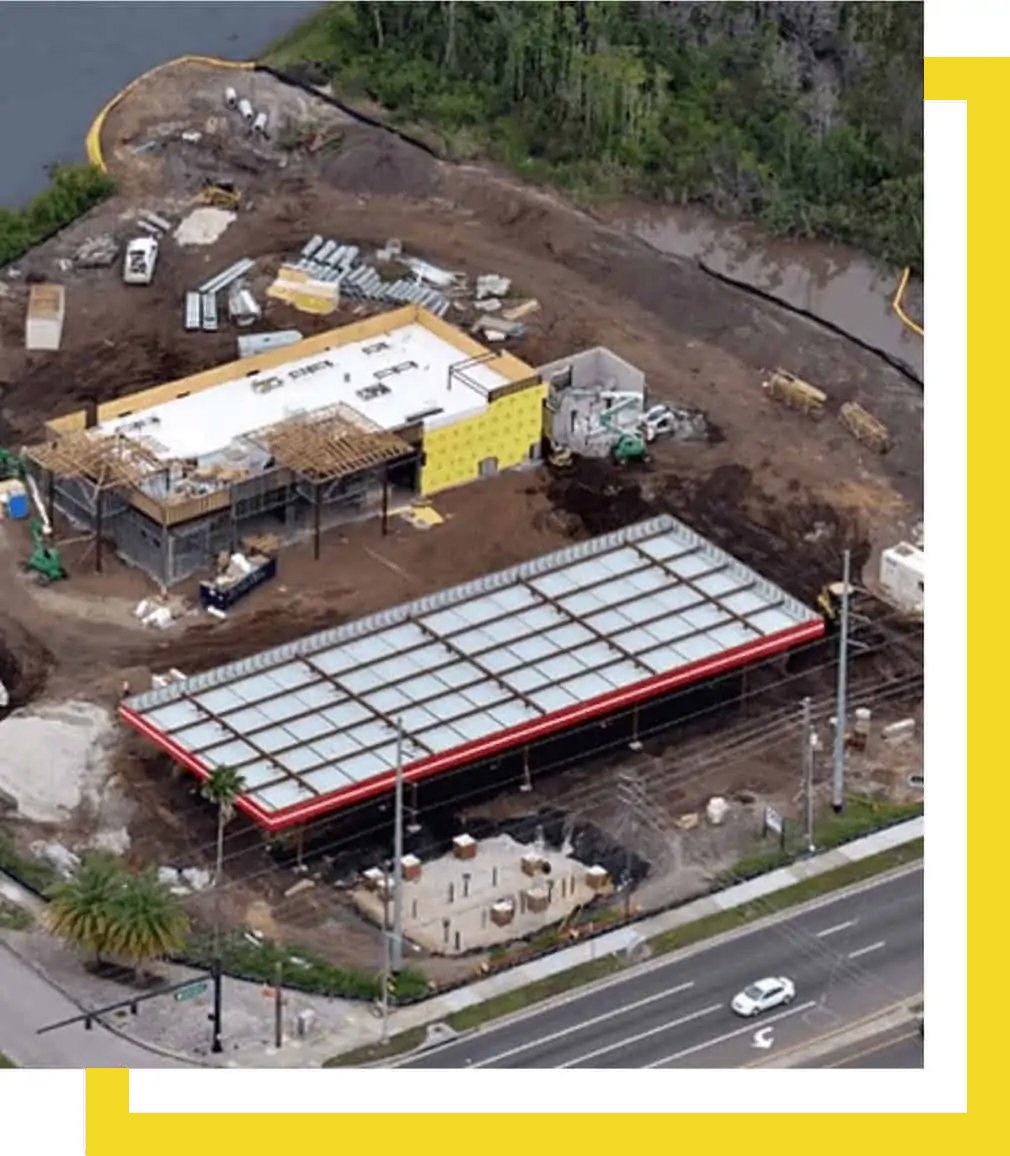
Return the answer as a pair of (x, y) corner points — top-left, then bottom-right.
(166, 658), (922, 922)
(125, 603), (922, 878)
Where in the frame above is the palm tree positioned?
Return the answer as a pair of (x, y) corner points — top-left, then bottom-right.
(104, 868), (189, 966)
(200, 765), (246, 887)
(45, 854), (122, 964)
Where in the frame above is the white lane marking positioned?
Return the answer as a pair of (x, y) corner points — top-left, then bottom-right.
(645, 1000), (817, 1068)
(847, 940), (886, 960)
(559, 1003), (723, 1069)
(468, 981), (696, 1068)
(751, 1026), (775, 1049)
(816, 920), (856, 938)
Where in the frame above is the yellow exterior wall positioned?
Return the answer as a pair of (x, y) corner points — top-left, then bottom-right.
(420, 382), (548, 496)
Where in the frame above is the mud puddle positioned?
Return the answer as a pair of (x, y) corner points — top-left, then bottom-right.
(620, 206), (923, 382)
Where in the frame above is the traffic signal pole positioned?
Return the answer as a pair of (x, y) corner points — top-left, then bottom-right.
(37, 969), (222, 1053)
(211, 959), (223, 1053)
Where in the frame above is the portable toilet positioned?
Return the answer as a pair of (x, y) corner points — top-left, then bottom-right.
(5, 486), (29, 519)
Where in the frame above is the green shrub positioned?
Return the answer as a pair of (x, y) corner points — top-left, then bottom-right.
(0, 164), (117, 267)
(0, 831), (61, 895)
(726, 794), (923, 884)
(0, 899), (33, 931)
(182, 930), (428, 1002)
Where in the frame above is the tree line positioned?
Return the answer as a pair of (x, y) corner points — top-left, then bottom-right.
(279, 1), (922, 272)
(0, 165), (116, 267)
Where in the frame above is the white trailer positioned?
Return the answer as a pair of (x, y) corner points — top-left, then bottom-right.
(879, 542), (924, 616)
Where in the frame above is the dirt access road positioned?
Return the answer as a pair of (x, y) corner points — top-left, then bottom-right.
(0, 61), (922, 677)
(0, 62), (923, 976)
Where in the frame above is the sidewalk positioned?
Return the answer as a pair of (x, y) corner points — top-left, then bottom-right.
(0, 817), (922, 1067)
(374, 817), (924, 1040)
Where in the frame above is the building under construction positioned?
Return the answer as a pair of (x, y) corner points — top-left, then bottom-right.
(22, 305), (546, 585)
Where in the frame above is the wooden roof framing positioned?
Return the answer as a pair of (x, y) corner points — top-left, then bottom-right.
(24, 429), (166, 491)
(247, 403), (415, 483)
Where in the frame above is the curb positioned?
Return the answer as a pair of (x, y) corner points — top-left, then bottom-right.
(749, 999), (921, 1069)
(370, 857), (924, 1067)
(0, 932), (209, 1068)
(392, 819), (924, 1028)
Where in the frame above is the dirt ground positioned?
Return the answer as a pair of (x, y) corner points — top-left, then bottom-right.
(0, 62), (924, 979)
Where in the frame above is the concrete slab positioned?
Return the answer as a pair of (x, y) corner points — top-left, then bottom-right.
(351, 834), (603, 955)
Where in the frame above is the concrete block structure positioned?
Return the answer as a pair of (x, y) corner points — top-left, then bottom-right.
(539, 346), (648, 457)
(23, 305), (546, 585)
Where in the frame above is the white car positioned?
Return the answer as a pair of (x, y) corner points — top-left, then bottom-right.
(730, 976), (796, 1017)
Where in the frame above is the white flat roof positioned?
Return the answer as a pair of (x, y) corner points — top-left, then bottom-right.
(96, 322), (512, 461)
(123, 515), (823, 829)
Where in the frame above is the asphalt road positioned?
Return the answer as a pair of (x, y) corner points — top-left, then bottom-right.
(0, 940), (181, 1067)
(801, 1022), (924, 1069)
(400, 865), (923, 1069)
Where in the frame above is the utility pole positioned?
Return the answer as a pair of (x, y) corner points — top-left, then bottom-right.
(832, 549), (851, 814)
(210, 960), (223, 1053)
(391, 716), (405, 972)
(274, 961), (283, 1050)
(380, 883), (391, 1044)
(802, 696), (815, 853)
(616, 770), (635, 917)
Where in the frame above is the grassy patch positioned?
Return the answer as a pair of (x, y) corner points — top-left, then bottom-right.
(651, 839), (923, 954)
(323, 1025), (428, 1068)
(0, 832), (61, 896)
(728, 796), (923, 882)
(262, 9), (341, 68)
(182, 930), (428, 1003)
(447, 955), (624, 1033)
(0, 900), (33, 931)
(322, 836), (922, 1063)
(0, 1052), (16, 1068)
(0, 164), (116, 267)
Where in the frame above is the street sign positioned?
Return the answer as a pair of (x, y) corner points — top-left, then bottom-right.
(764, 807), (783, 836)
(173, 982), (208, 1003)
(751, 1026), (775, 1050)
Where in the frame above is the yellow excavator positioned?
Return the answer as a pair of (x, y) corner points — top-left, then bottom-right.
(198, 179), (241, 211)
(816, 581), (853, 622)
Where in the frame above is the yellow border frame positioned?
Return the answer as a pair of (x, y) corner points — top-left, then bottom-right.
(75, 57), (973, 1152)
